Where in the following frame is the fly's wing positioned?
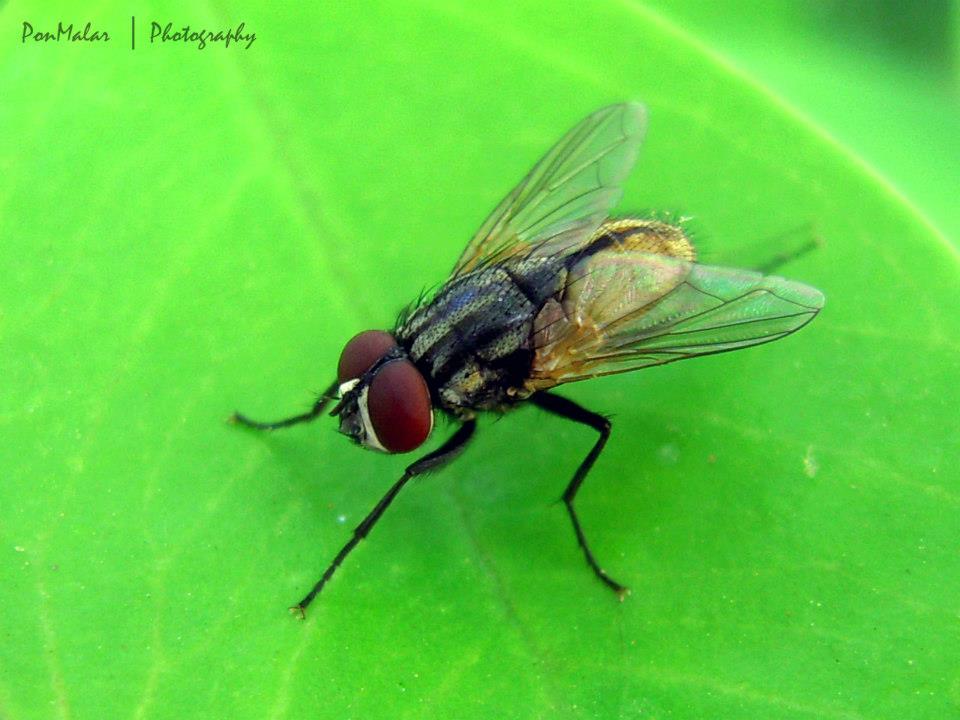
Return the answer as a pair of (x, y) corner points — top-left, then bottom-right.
(451, 103), (647, 278)
(528, 251), (824, 388)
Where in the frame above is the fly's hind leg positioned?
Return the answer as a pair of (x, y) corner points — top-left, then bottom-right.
(749, 222), (822, 274)
(230, 379), (340, 430)
(531, 392), (628, 599)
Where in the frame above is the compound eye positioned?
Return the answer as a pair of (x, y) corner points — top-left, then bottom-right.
(367, 360), (433, 453)
(337, 330), (397, 383)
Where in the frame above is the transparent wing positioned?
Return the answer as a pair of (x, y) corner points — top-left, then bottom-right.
(529, 252), (824, 387)
(451, 103), (648, 277)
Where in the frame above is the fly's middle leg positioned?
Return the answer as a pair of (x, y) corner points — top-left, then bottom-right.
(530, 392), (629, 599)
(291, 419), (477, 616)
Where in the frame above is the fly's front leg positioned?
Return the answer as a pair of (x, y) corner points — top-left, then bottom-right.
(230, 379), (340, 430)
(292, 419), (477, 617)
(531, 392), (628, 599)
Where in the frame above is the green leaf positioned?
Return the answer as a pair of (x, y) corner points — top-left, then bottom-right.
(2, 2), (958, 719)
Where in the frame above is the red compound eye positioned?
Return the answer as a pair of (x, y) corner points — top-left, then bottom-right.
(367, 360), (433, 453)
(337, 330), (397, 383)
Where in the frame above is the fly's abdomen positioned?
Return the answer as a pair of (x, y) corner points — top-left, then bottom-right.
(396, 258), (565, 412)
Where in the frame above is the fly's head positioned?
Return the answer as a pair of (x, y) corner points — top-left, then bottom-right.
(331, 330), (434, 454)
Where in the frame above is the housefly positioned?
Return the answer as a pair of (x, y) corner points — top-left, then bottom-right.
(232, 103), (825, 616)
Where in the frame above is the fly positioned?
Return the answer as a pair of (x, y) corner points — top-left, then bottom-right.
(231, 103), (825, 616)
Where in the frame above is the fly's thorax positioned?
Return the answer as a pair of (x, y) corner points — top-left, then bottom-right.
(395, 258), (567, 412)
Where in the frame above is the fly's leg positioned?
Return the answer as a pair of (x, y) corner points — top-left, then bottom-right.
(292, 419), (477, 617)
(750, 223), (822, 274)
(531, 392), (628, 599)
(229, 379), (339, 430)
